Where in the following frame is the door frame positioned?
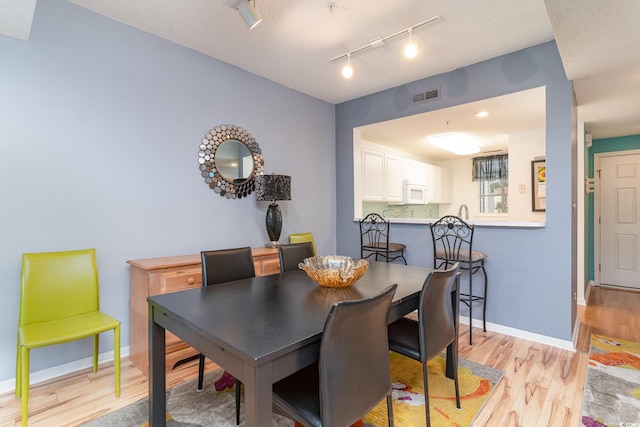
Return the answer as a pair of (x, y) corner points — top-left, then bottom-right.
(594, 149), (640, 287)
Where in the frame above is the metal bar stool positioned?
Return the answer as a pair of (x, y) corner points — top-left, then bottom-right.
(360, 212), (407, 265)
(429, 215), (487, 345)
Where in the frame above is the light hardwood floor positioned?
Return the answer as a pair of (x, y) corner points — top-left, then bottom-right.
(1, 285), (639, 426)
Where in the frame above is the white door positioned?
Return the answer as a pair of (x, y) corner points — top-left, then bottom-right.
(600, 154), (640, 288)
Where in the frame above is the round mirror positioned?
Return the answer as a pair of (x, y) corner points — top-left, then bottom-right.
(215, 139), (252, 182)
(198, 125), (264, 199)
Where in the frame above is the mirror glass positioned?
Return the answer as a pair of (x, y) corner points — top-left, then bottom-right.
(198, 125), (264, 199)
(215, 139), (253, 182)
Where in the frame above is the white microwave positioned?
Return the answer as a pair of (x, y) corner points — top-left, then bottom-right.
(404, 181), (428, 204)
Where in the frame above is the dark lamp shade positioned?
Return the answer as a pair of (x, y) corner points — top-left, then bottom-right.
(255, 175), (291, 202)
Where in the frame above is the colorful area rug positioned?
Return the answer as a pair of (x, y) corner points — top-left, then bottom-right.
(581, 334), (640, 426)
(365, 352), (503, 427)
(82, 353), (503, 427)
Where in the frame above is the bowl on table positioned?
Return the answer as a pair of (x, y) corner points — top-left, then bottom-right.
(298, 255), (369, 288)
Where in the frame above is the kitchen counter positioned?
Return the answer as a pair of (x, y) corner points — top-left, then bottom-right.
(354, 217), (545, 228)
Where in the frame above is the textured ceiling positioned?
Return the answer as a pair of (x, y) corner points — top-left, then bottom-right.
(3, 0), (640, 141)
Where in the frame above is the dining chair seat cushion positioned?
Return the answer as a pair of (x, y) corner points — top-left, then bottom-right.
(273, 363), (323, 427)
(363, 242), (407, 252)
(387, 317), (421, 361)
(435, 248), (487, 262)
(20, 311), (120, 349)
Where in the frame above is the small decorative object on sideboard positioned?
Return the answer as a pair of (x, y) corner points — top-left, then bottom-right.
(299, 255), (369, 288)
(255, 174), (291, 247)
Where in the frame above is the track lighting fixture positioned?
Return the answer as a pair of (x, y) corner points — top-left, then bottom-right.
(404, 29), (418, 59)
(236, 0), (262, 30)
(330, 15), (440, 79)
(342, 54), (353, 79)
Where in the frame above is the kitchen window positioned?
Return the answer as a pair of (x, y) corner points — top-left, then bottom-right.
(473, 154), (508, 213)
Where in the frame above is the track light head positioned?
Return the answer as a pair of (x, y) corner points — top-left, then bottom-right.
(404, 29), (418, 59)
(236, 0), (262, 30)
(342, 54), (353, 79)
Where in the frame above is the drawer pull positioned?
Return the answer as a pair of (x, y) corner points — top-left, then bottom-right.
(188, 277), (195, 284)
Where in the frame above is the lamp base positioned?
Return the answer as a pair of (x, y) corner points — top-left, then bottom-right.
(265, 202), (283, 244)
(264, 241), (281, 248)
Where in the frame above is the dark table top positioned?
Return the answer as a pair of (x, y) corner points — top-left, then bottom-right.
(148, 261), (431, 367)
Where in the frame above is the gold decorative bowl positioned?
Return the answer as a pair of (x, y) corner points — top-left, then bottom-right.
(298, 256), (369, 288)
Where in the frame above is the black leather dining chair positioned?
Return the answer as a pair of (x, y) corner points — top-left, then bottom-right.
(430, 215), (488, 345)
(198, 246), (255, 425)
(387, 264), (460, 427)
(273, 284), (398, 427)
(278, 242), (315, 272)
(360, 212), (407, 264)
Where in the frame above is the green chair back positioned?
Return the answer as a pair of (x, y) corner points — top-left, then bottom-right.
(289, 232), (316, 255)
(20, 249), (100, 327)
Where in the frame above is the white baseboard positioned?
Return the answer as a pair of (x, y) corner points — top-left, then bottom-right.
(0, 346), (130, 395)
(459, 317), (575, 351)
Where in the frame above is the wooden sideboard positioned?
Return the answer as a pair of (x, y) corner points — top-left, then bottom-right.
(128, 247), (280, 377)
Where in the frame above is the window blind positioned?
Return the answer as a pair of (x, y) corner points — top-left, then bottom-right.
(472, 154), (508, 181)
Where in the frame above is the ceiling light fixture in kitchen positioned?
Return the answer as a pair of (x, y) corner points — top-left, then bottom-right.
(429, 133), (481, 155)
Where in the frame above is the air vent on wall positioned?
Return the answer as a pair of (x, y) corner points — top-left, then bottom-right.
(412, 88), (440, 104)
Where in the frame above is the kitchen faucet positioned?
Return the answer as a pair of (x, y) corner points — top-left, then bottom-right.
(458, 204), (469, 220)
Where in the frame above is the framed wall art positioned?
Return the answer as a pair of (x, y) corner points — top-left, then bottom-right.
(531, 159), (546, 212)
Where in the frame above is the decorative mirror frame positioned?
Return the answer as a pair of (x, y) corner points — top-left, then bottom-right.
(198, 124), (264, 199)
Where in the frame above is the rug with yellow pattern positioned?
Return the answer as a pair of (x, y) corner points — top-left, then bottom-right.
(364, 351), (503, 427)
(81, 352), (503, 427)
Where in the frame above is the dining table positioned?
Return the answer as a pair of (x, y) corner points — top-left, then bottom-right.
(147, 261), (459, 427)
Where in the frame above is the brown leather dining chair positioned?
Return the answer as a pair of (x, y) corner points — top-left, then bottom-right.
(387, 263), (461, 427)
(278, 242), (315, 272)
(273, 284), (398, 427)
(198, 246), (255, 425)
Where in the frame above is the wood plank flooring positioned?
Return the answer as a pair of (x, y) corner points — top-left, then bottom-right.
(1, 284), (638, 426)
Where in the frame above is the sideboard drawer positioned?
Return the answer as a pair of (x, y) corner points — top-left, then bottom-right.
(164, 268), (202, 293)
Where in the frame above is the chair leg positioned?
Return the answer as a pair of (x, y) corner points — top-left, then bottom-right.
(482, 265), (488, 333)
(386, 393), (394, 427)
(422, 361), (431, 427)
(114, 325), (121, 396)
(15, 337), (21, 398)
(453, 341), (460, 409)
(468, 267), (473, 346)
(93, 334), (99, 373)
(197, 354), (205, 391)
(235, 379), (241, 425)
(21, 346), (29, 427)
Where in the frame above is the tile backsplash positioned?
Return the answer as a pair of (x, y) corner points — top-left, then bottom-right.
(362, 202), (440, 219)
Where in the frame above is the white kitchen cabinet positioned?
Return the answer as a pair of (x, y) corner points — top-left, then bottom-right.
(425, 164), (453, 204)
(403, 159), (428, 184)
(385, 155), (404, 202)
(362, 149), (404, 202)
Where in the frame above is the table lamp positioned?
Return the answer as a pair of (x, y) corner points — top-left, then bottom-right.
(255, 174), (291, 247)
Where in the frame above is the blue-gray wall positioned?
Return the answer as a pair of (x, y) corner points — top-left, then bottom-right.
(336, 41), (576, 341)
(0, 0), (336, 384)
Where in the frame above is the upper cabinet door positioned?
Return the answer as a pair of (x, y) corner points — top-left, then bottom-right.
(385, 155), (404, 202)
(361, 149), (404, 202)
(362, 149), (385, 200)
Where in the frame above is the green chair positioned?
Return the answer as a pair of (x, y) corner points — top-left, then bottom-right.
(289, 232), (316, 255)
(16, 248), (120, 427)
